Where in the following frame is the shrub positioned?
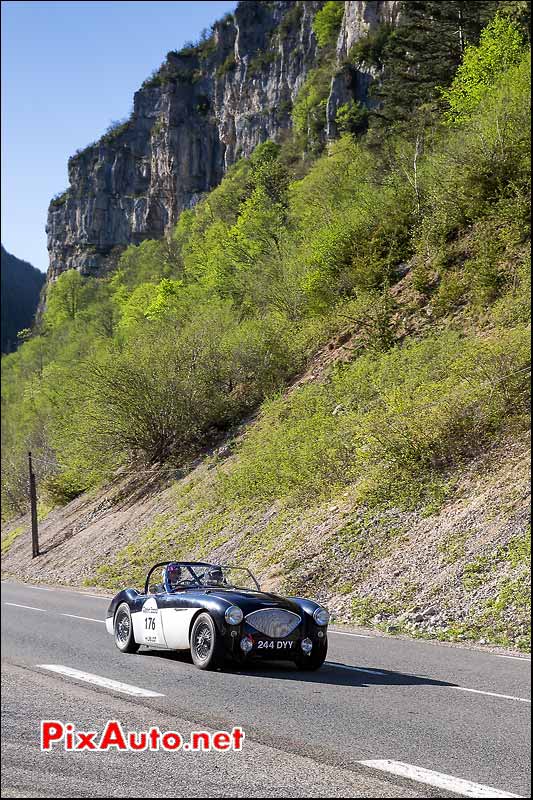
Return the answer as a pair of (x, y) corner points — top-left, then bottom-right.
(335, 100), (369, 135)
(441, 13), (525, 125)
(216, 52), (236, 77)
(278, 2), (304, 37)
(102, 117), (131, 143)
(432, 270), (469, 316)
(141, 70), (165, 89)
(348, 23), (393, 68)
(291, 62), (333, 151)
(313, 1), (344, 49)
(219, 327), (531, 509)
(248, 49), (276, 75)
(50, 190), (69, 208)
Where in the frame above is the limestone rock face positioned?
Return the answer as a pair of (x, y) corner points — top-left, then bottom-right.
(46, 1), (399, 282)
(336, 0), (399, 57)
(327, 0), (401, 138)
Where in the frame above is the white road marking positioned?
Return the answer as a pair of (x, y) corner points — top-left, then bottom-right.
(494, 654), (531, 662)
(4, 603), (104, 625)
(19, 585), (53, 591)
(326, 655), (530, 701)
(454, 686), (530, 704)
(60, 613), (105, 624)
(330, 630), (373, 639)
(1, 581), (110, 599)
(37, 665), (164, 698)
(327, 662), (387, 675)
(358, 760), (523, 798)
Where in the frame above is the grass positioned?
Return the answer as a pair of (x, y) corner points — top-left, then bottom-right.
(1, 525), (25, 556)
(438, 531), (470, 563)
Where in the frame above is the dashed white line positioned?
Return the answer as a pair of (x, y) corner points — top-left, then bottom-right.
(358, 760), (523, 798)
(329, 630), (373, 639)
(453, 686), (530, 704)
(37, 665), (164, 698)
(61, 613), (105, 624)
(494, 654), (531, 662)
(4, 603), (46, 612)
(1, 581), (110, 599)
(19, 585), (53, 591)
(326, 657), (530, 701)
(4, 603), (104, 625)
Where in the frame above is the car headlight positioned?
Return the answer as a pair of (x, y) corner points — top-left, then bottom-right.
(313, 607), (329, 626)
(225, 606), (243, 625)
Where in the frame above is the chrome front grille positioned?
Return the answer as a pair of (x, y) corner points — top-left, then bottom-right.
(245, 608), (301, 638)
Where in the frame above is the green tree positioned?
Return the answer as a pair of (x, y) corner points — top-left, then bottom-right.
(44, 270), (88, 328)
(441, 13), (525, 124)
(313, 1), (344, 49)
(292, 63), (334, 153)
(335, 100), (369, 136)
(371, 1), (500, 133)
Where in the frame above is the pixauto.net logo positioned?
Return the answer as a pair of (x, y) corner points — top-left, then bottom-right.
(41, 721), (245, 752)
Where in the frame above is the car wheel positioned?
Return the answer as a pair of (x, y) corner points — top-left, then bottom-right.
(114, 602), (139, 653)
(190, 613), (222, 670)
(295, 641), (327, 671)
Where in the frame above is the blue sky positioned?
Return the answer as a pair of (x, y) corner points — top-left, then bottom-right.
(1, 0), (237, 272)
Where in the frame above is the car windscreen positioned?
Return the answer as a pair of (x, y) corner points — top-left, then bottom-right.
(192, 565), (260, 591)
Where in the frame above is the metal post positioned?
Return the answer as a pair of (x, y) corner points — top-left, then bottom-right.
(28, 451), (39, 558)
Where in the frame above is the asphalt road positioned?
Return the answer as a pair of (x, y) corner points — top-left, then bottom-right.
(1, 580), (530, 798)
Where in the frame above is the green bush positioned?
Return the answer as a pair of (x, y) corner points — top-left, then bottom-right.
(291, 62), (333, 152)
(248, 49), (276, 75)
(216, 52), (236, 77)
(278, 2), (303, 38)
(50, 190), (69, 208)
(219, 327), (531, 509)
(348, 23), (393, 67)
(441, 13), (525, 125)
(418, 52), (530, 250)
(102, 117), (131, 143)
(335, 100), (369, 135)
(313, 1), (344, 49)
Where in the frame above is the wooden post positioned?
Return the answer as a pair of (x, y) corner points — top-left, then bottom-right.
(28, 451), (39, 558)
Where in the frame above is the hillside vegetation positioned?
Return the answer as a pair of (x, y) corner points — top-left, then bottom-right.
(2, 9), (531, 650)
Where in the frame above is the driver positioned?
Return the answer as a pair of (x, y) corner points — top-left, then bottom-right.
(207, 566), (227, 587)
(164, 563), (182, 591)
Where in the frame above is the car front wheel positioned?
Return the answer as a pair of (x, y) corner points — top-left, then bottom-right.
(190, 613), (222, 670)
(295, 640), (327, 671)
(114, 602), (139, 653)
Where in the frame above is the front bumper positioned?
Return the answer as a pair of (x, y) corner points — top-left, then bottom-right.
(224, 621), (328, 660)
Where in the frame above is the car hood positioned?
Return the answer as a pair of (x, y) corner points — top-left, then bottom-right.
(206, 589), (302, 615)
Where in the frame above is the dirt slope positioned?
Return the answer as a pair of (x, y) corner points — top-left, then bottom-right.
(2, 428), (530, 652)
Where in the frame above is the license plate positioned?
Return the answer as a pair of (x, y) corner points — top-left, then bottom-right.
(255, 639), (294, 651)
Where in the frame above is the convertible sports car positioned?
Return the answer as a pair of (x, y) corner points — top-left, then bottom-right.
(105, 561), (329, 670)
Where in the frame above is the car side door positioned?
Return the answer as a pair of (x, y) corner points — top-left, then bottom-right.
(132, 591), (169, 648)
(159, 592), (204, 650)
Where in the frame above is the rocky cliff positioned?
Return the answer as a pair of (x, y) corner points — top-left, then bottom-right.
(46, 1), (398, 282)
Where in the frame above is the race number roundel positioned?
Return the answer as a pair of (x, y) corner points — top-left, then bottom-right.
(141, 597), (165, 646)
